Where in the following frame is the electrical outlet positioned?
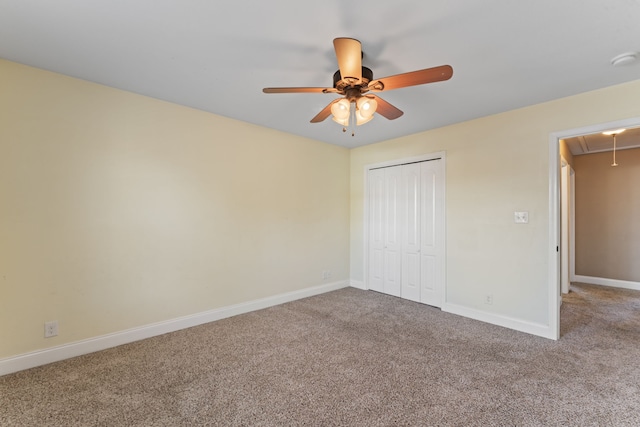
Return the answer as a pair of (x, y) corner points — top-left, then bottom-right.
(44, 320), (58, 338)
(485, 294), (493, 305)
(321, 270), (332, 280)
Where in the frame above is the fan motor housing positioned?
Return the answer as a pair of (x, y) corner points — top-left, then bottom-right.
(333, 66), (373, 92)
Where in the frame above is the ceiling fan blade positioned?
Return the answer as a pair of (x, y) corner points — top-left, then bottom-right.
(333, 38), (362, 83)
(369, 65), (453, 91)
(370, 95), (403, 120)
(310, 100), (339, 123)
(263, 87), (337, 94)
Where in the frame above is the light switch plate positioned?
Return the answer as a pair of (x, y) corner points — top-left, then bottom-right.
(514, 211), (529, 224)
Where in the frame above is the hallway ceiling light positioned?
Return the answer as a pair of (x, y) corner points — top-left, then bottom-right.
(602, 128), (626, 135)
(602, 128), (625, 166)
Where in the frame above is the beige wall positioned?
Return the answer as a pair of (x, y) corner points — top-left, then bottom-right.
(0, 60), (350, 359)
(574, 148), (640, 282)
(350, 79), (640, 326)
(3, 56), (640, 361)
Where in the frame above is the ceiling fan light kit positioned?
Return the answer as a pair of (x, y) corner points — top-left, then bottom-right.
(263, 37), (453, 135)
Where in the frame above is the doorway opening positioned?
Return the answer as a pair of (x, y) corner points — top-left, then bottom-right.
(549, 116), (640, 338)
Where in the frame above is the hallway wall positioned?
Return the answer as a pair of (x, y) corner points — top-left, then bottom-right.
(574, 147), (640, 282)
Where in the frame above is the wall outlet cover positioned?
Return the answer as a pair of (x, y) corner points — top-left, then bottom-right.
(514, 211), (529, 224)
(45, 320), (59, 338)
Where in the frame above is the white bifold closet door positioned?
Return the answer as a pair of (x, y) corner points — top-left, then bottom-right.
(368, 165), (402, 297)
(368, 159), (444, 307)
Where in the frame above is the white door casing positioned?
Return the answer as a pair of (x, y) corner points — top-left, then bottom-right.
(561, 160), (570, 294)
(570, 169), (576, 283)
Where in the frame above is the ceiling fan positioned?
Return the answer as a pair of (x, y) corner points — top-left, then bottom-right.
(263, 37), (453, 134)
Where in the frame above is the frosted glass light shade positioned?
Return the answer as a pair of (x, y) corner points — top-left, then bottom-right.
(356, 97), (377, 119)
(332, 116), (349, 126)
(356, 110), (373, 126)
(331, 98), (350, 120)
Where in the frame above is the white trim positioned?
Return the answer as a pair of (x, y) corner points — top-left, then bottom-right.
(0, 280), (349, 377)
(350, 280), (366, 290)
(560, 158), (570, 295)
(548, 132), (561, 340)
(570, 168), (576, 282)
(552, 117), (640, 140)
(573, 275), (640, 291)
(442, 303), (554, 339)
(441, 156), (448, 307)
(549, 116), (640, 341)
(362, 165), (371, 291)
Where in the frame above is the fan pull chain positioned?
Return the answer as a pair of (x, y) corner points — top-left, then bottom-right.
(611, 134), (618, 167)
(350, 102), (356, 136)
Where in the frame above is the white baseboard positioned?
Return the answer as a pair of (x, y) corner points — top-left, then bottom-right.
(573, 275), (640, 291)
(349, 280), (366, 290)
(442, 303), (555, 340)
(0, 280), (349, 377)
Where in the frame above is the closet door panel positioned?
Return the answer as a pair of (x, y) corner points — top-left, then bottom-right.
(420, 160), (442, 307)
(368, 168), (386, 292)
(383, 166), (402, 297)
(402, 163), (421, 302)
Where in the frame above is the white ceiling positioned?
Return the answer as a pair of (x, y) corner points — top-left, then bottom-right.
(1, 0), (639, 148)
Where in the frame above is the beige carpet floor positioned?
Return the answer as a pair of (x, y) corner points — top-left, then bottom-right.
(1, 283), (639, 426)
